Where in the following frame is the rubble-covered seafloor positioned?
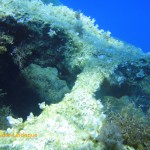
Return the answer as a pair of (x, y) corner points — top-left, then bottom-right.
(0, 0), (149, 149)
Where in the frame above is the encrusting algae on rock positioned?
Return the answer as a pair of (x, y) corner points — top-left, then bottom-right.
(0, 0), (149, 149)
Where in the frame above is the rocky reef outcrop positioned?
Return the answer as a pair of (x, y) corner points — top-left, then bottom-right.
(0, 0), (149, 149)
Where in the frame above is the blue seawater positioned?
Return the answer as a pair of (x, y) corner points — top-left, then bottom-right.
(60, 0), (150, 53)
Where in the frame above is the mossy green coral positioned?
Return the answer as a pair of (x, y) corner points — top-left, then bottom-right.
(22, 64), (70, 103)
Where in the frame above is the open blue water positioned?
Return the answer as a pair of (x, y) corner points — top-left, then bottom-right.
(61, 0), (150, 53)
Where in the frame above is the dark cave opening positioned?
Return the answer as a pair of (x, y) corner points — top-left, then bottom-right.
(0, 16), (81, 121)
(95, 78), (134, 100)
(0, 52), (41, 120)
(0, 17), (43, 120)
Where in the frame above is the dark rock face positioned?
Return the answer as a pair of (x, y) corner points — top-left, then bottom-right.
(0, 14), (77, 118)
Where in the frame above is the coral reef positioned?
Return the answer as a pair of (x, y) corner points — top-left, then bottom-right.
(99, 122), (124, 150)
(102, 96), (150, 149)
(0, 0), (149, 149)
